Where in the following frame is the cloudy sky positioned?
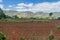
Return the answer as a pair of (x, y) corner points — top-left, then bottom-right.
(0, 0), (60, 12)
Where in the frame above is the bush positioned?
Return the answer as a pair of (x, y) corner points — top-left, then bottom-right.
(12, 15), (19, 19)
(48, 34), (54, 40)
(30, 17), (36, 19)
(20, 37), (26, 40)
(56, 25), (60, 29)
(0, 32), (6, 40)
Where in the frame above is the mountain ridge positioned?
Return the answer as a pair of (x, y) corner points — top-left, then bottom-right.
(3, 10), (60, 18)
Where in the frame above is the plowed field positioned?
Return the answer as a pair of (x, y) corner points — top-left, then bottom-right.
(0, 20), (60, 40)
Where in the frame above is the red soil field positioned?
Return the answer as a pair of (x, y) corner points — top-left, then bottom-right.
(0, 20), (60, 40)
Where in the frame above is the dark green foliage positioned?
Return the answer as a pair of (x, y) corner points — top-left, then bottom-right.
(6, 15), (12, 18)
(13, 15), (19, 19)
(30, 17), (36, 19)
(48, 34), (54, 40)
(0, 8), (6, 19)
(0, 32), (6, 40)
(49, 12), (53, 17)
(20, 37), (26, 40)
(57, 17), (60, 20)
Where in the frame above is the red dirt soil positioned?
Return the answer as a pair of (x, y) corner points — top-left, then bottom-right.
(0, 20), (60, 40)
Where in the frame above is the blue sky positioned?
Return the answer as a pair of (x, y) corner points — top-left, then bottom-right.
(0, 0), (60, 12)
(3, 0), (60, 3)
(2, 0), (60, 5)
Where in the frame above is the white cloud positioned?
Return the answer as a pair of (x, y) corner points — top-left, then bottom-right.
(0, 1), (60, 12)
(15, 3), (25, 9)
(0, 4), (3, 9)
(26, 3), (33, 7)
(0, 0), (2, 2)
(15, 1), (60, 12)
(5, 1), (60, 12)
(29, 1), (60, 12)
(15, 3), (33, 9)
(8, 5), (13, 7)
(17, 3), (25, 6)
(4, 8), (10, 11)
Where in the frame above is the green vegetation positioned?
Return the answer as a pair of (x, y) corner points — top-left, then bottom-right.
(48, 12), (54, 19)
(57, 17), (60, 20)
(0, 8), (6, 19)
(0, 18), (50, 22)
(56, 25), (60, 29)
(0, 8), (50, 22)
(20, 37), (26, 40)
(0, 8), (60, 22)
(12, 15), (19, 19)
(48, 34), (54, 40)
(49, 12), (53, 17)
(0, 32), (6, 40)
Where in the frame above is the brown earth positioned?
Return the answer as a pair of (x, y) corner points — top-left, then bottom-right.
(0, 20), (60, 40)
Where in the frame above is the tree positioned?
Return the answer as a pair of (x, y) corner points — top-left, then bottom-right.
(0, 32), (6, 40)
(48, 12), (53, 19)
(0, 8), (6, 19)
(49, 12), (53, 17)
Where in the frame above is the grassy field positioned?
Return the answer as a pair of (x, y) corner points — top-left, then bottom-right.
(0, 18), (50, 22)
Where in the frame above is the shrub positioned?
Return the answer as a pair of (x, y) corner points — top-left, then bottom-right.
(56, 25), (60, 29)
(30, 17), (36, 19)
(0, 32), (6, 40)
(12, 15), (19, 19)
(48, 34), (54, 40)
(20, 37), (26, 40)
